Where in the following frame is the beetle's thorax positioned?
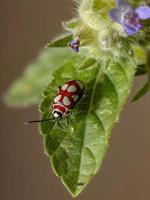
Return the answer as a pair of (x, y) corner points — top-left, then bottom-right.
(52, 102), (68, 118)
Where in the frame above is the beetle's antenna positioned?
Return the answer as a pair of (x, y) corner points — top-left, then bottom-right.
(24, 118), (54, 125)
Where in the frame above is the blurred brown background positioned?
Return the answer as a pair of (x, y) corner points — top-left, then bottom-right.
(0, 0), (150, 200)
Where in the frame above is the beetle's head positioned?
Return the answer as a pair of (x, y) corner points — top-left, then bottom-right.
(52, 110), (63, 120)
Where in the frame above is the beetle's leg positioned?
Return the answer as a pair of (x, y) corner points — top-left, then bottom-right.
(66, 116), (69, 125)
(57, 120), (63, 129)
(56, 86), (61, 94)
(66, 110), (71, 117)
(65, 111), (72, 126)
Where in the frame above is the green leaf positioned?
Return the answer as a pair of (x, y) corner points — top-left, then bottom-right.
(131, 45), (146, 65)
(132, 82), (150, 102)
(46, 34), (73, 48)
(40, 52), (135, 197)
(63, 18), (81, 31)
(92, 0), (114, 11)
(135, 64), (147, 76)
(5, 48), (73, 107)
(147, 50), (150, 78)
(135, 51), (150, 76)
(131, 21), (150, 51)
(130, 0), (147, 7)
(79, 0), (114, 30)
(79, 57), (96, 69)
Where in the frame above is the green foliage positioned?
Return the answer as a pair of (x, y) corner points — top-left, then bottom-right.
(132, 82), (150, 102)
(131, 45), (146, 65)
(5, 0), (150, 197)
(5, 48), (73, 106)
(79, 0), (114, 30)
(40, 50), (136, 196)
(64, 18), (81, 31)
(79, 57), (96, 69)
(46, 34), (73, 48)
(130, 0), (147, 7)
(135, 64), (147, 76)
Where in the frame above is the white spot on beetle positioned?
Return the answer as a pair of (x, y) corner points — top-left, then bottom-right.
(72, 95), (79, 102)
(67, 85), (77, 92)
(63, 96), (71, 106)
(54, 95), (62, 103)
(53, 112), (60, 118)
(61, 84), (68, 91)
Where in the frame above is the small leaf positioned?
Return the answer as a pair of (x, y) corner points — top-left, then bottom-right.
(40, 52), (136, 197)
(131, 45), (146, 65)
(79, 0), (114, 30)
(63, 18), (81, 31)
(147, 50), (150, 77)
(79, 57), (96, 69)
(46, 34), (73, 48)
(5, 48), (73, 107)
(130, 0), (148, 7)
(135, 64), (147, 76)
(135, 51), (150, 76)
(132, 82), (150, 102)
(92, 0), (114, 11)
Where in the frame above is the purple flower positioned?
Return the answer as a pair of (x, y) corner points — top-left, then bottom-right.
(109, 0), (150, 35)
(69, 39), (80, 52)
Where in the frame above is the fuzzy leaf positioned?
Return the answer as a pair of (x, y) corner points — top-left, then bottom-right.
(40, 52), (135, 197)
(46, 34), (73, 48)
(132, 45), (146, 65)
(92, 0), (114, 11)
(130, 0), (148, 7)
(132, 82), (150, 102)
(79, 0), (114, 30)
(79, 57), (96, 69)
(63, 18), (81, 31)
(5, 48), (73, 107)
(135, 64), (147, 76)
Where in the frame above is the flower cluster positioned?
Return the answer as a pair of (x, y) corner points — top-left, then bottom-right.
(69, 0), (150, 52)
(109, 0), (150, 35)
(69, 38), (80, 52)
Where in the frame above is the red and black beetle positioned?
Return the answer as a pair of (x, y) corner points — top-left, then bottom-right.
(26, 80), (84, 127)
